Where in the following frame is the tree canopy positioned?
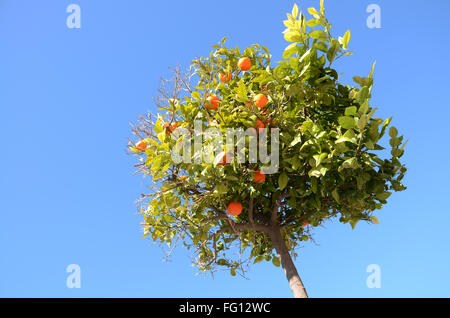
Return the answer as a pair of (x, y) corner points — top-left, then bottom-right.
(129, 1), (407, 295)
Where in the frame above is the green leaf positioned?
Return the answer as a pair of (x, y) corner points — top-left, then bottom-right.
(284, 30), (302, 42)
(151, 155), (163, 172)
(236, 79), (248, 102)
(306, 19), (321, 28)
(292, 3), (299, 18)
(380, 117), (392, 137)
(191, 91), (201, 100)
(230, 268), (236, 276)
(214, 183), (228, 194)
(289, 134), (302, 147)
(389, 126), (398, 137)
(370, 216), (379, 224)
(338, 116), (355, 129)
(327, 39), (340, 63)
(310, 30), (328, 42)
(308, 168), (322, 178)
(307, 7), (320, 18)
(353, 76), (373, 88)
(332, 188), (340, 203)
(369, 61), (376, 79)
(376, 192), (391, 201)
(217, 259), (228, 266)
(272, 256), (280, 267)
(350, 219), (358, 230)
(315, 41), (328, 53)
(253, 255), (264, 264)
(358, 87), (370, 103)
(283, 43), (298, 59)
(357, 114), (368, 130)
(345, 106), (357, 116)
(341, 157), (359, 170)
(390, 136), (402, 147)
(342, 29), (351, 49)
(400, 140), (409, 151)
(278, 172), (288, 190)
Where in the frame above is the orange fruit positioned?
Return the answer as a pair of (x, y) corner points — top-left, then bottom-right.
(255, 119), (265, 129)
(303, 221), (309, 227)
(238, 57), (252, 71)
(164, 122), (178, 135)
(254, 94), (268, 108)
(135, 140), (147, 151)
(206, 95), (221, 110)
(253, 170), (266, 183)
(179, 176), (188, 181)
(219, 71), (232, 82)
(227, 201), (243, 216)
(217, 151), (232, 166)
(256, 116), (273, 129)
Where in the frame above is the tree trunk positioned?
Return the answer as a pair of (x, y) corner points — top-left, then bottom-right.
(269, 226), (308, 298)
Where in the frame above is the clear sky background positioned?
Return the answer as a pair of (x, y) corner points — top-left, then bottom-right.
(1, 0), (449, 298)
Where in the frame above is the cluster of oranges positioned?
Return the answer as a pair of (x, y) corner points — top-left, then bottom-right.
(134, 56), (272, 218)
(206, 56), (268, 115)
(208, 56), (270, 216)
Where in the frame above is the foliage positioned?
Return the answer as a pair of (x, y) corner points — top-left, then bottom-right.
(129, 1), (407, 276)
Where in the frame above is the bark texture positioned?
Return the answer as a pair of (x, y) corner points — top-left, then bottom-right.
(269, 226), (308, 298)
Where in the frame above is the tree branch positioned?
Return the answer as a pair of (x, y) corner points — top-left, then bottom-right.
(271, 192), (289, 225)
(248, 197), (254, 227)
(209, 205), (271, 235)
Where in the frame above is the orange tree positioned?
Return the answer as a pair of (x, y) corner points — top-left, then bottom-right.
(129, 2), (407, 298)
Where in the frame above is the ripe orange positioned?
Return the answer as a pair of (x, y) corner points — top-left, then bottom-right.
(256, 116), (273, 129)
(219, 71), (232, 83)
(179, 176), (188, 181)
(206, 95), (221, 110)
(238, 57), (252, 71)
(254, 94), (268, 108)
(164, 122), (178, 135)
(253, 170), (266, 183)
(217, 151), (232, 166)
(303, 221), (309, 227)
(227, 201), (243, 216)
(135, 140), (147, 151)
(255, 119), (265, 129)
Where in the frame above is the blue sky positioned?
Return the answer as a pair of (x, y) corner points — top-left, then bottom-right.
(1, 0), (450, 298)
